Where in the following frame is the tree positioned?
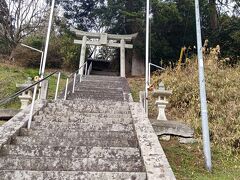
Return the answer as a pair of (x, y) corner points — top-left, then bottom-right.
(0, 0), (48, 59)
(58, 0), (240, 68)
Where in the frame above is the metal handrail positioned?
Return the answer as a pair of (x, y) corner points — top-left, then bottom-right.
(68, 61), (88, 78)
(0, 60), (93, 129)
(64, 61), (91, 100)
(149, 63), (165, 70)
(148, 63), (165, 86)
(0, 71), (58, 106)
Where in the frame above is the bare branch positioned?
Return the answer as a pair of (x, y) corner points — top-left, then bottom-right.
(0, 0), (48, 54)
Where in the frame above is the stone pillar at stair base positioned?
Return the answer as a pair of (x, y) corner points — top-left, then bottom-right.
(79, 35), (87, 75)
(153, 82), (172, 141)
(40, 80), (49, 100)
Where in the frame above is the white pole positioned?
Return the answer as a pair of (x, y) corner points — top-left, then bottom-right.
(145, 0), (150, 115)
(85, 62), (88, 76)
(148, 63), (151, 85)
(39, 52), (44, 76)
(41, 0), (55, 78)
(72, 73), (76, 93)
(54, 72), (61, 100)
(28, 85), (38, 129)
(64, 78), (69, 100)
(195, 0), (212, 171)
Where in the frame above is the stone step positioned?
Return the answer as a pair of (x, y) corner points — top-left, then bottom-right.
(13, 135), (138, 147)
(84, 75), (123, 80)
(73, 88), (123, 93)
(45, 103), (130, 112)
(0, 156), (144, 172)
(34, 115), (133, 124)
(0, 170), (147, 180)
(35, 112), (132, 119)
(2, 145), (141, 159)
(30, 122), (134, 132)
(39, 107), (131, 115)
(53, 99), (129, 106)
(70, 90), (124, 96)
(67, 94), (124, 101)
(19, 128), (136, 140)
(78, 81), (122, 86)
(75, 86), (123, 91)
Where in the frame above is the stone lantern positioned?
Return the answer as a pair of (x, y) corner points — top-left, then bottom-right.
(16, 77), (33, 109)
(152, 82), (172, 121)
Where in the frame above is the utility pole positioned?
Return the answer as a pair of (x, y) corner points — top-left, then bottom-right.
(145, 0), (150, 114)
(41, 0), (55, 78)
(194, 0), (212, 171)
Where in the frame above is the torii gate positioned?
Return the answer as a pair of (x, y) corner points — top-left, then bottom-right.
(71, 27), (138, 77)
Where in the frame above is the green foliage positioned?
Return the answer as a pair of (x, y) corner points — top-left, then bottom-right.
(57, 0), (240, 66)
(0, 63), (67, 109)
(59, 32), (80, 70)
(0, 64), (39, 109)
(13, 30), (79, 70)
(211, 15), (240, 59)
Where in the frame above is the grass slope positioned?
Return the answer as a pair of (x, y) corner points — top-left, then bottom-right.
(0, 63), (67, 109)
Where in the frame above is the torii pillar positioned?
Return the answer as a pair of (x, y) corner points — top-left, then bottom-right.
(79, 35), (87, 75)
(71, 27), (138, 77)
(120, 39), (126, 77)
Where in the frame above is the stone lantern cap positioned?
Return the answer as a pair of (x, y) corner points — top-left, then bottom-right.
(16, 77), (34, 90)
(152, 82), (172, 97)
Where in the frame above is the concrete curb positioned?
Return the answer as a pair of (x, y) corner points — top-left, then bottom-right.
(129, 101), (176, 180)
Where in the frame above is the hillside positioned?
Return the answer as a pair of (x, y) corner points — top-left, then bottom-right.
(128, 61), (240, 179)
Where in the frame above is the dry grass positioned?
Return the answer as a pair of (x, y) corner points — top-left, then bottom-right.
(128, 61), (240, 178)
(153, 62), (240, 153)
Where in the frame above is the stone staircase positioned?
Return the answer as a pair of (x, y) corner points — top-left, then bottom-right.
(0, 75), (175, 179)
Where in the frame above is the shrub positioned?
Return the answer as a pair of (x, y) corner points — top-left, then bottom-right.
(154, 60), (240, 154)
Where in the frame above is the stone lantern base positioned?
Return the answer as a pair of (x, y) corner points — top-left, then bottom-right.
(19, 95), (32, 109)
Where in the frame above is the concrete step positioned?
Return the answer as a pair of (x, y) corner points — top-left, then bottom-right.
(73, 88), (123, 93)
(35, 112), (132, 119)
(67, 94), (124, 101)
(84, 75), (122, 80)
(2, 145), (141, 159)
(53, 99), (129, 106)
(45, 104), (130, 112)
(0, 170), (147, 180)
(19, 128), (136, 140)
(0, 156), (144, 172)
(38, 108), (131, 115)
(72, 90), (123, 96)
(34, 115), (133, 124)
(30, 122), (134, 132)
(13, 135), (138, 147)
(78, 81), (122, 86)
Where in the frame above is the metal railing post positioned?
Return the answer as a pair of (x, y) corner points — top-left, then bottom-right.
(79, 73), (82, 83)
(88, 62), (92, 75)
(85, 62), (88, 76)
(148, 63), (151, 85)
(28, 84), (38, 129)
(64, 78), (69, 100)
(72, 73), (76, 93)
(54, 72), (61, 100)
